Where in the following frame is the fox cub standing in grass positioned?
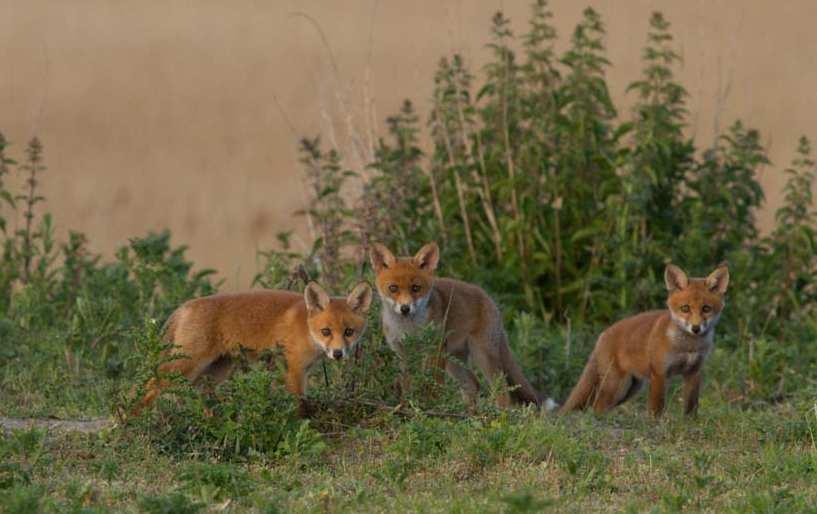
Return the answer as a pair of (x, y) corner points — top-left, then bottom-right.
(136, 281), (373, 415)
(370, 242), (549, 409)
(561, 263), (729, 417)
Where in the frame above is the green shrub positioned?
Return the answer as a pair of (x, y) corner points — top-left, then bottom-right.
(129, 361), (323, 461)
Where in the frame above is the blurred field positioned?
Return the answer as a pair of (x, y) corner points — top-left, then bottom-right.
(2, 0), (816, 286)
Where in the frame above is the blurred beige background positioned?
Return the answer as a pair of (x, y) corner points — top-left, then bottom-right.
(2, 1), (816, 287)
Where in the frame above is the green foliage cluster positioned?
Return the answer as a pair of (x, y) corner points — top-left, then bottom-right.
(0, 136), (218, 420)
(261, 3), (817, 401)
(281, 6), (816, 335)
(128, 355), (324, 460)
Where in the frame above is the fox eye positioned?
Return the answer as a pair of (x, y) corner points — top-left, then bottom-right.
(702, 305), (712, 313)
(388, 284), (398, 293)
(344, 328), (354, 337)
(411, 284), (421, 293)
(680, 305), (691, 313)
(321, 328), (331, 337)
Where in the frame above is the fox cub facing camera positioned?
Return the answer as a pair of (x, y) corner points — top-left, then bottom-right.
(561, 263), (729, 417)
(370, 242), (548, 409)
(135, 281), (373, 415)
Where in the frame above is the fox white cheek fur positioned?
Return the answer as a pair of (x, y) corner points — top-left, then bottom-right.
(670, 312), (721, 336)
(380, 291), (430, 317)
(669, 313), (694, 334)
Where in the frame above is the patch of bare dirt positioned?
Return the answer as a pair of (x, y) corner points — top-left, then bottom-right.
(0, 417), (113, 434)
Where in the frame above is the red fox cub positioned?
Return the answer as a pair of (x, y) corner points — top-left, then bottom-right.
(561, 263), (729, 417)
(370, 242), (545, 409)
(136, 281), (373, 414)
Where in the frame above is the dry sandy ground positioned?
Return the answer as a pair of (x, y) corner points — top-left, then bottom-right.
(1, 0), (816, 287)
(0, 416), (111, 434)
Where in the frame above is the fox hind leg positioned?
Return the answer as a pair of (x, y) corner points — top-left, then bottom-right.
(134, 340), (222, 415)
(614, 376), (643, 407)
(195, 355), (236, 394)
(592, 365), (626, 413)
(469, 342), (512, 409)
(445, 358), (481, 410)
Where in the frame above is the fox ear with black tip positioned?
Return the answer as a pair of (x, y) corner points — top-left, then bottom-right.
(304, 282), (330, 312)
(412, 242), (440, 271)
(347, 282), (373, 314)
(664, 264), (689, 292)
(369, 244), (396, 273)
(706, 264), (730, 295)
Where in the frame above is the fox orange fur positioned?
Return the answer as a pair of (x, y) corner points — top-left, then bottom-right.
(135, 281), (372, 415)
(370, 242), (548, 409)
(561, 263), (730, 417)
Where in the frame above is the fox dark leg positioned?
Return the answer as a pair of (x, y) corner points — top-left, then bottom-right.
(469, 343), (511, 409)
(682, 369), (702, 416)
(648, 371), (667, 417)
(615, 376), (643, 407)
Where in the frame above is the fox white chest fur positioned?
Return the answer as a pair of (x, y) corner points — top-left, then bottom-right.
(380, 296), (431, 350)
(663, 321), (715, 376)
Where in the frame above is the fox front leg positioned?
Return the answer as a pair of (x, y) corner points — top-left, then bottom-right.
(285, 362), (313, 417)
(386, 337), (413, 401)
(682, 370), (702, 416)
(648, 371), (667, 418)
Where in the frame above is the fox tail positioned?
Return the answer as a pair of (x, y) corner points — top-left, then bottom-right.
(559, 356), (598, 414)
(498, 331), (544, 407)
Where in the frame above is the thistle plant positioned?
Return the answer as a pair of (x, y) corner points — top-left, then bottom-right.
(297, 137), (356, 291)
(362, 100), (431, 257)
(16, 138), (47, 284)
(0, 132), (17, 310)
(766, 136), (817, 322)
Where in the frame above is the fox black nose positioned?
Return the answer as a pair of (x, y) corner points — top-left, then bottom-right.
(332, 350), (343, 360)
(691, 325), (701, 334)
(400, 305), (411, 315)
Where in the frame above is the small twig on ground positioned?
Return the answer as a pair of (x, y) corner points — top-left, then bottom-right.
(330, 397), (469, 419)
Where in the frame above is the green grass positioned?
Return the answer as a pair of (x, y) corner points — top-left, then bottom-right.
(2, 345), (817, 514)
(0, 333), (116, 419)
(2, 292), (816, 513)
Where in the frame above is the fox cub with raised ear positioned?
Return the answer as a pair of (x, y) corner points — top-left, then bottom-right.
(370, 242), (548, 409)
(135, 281), (373, 415)
(561, 263), (729, 417)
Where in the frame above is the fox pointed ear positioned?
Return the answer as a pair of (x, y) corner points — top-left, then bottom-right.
(664, 264), (688, 292)
(346, 282), (373, 314)
(706, 265), (730, 295)
(413, 242), (440, 271)
(369, 244), (396, 273)
(304, 282), (330, 312)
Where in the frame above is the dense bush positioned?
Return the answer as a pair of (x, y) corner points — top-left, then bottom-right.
(257, 3), (817, 402)
(289, 6), (816, 336)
